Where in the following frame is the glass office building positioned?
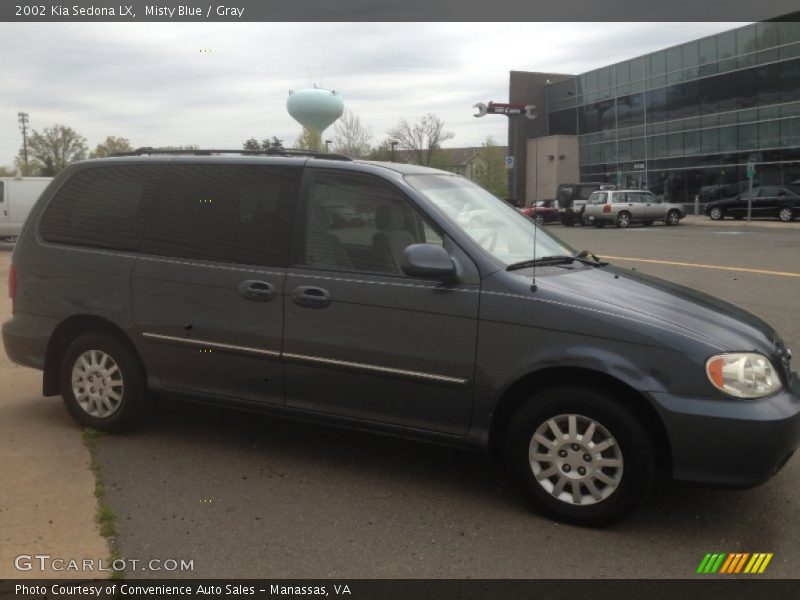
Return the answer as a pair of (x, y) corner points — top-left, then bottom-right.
(545, 21), (800, 202)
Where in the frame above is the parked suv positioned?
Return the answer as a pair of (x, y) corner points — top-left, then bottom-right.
(4, 149), (799, 525)
(555, 182), (613, 226)
(584, 190), (685, 228)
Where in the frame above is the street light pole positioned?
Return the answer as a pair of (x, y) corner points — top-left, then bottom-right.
(17, 112), (29, 167)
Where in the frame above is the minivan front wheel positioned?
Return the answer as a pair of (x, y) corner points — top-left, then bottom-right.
(505, 386), (654, 525)
(60, 332), (150, 432)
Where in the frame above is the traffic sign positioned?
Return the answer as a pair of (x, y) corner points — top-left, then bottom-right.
(505, 156), (514, 169)
(746, 161), (756, 179)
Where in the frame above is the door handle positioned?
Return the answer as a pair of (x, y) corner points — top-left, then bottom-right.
(292, 286), (331, 309)
(238, 280), (276, 302)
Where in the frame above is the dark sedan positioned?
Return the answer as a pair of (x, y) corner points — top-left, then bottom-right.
(705, 185), (800, 222)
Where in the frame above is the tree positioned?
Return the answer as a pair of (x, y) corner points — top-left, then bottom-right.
(243, 136), (283, 151)
(366, 139), (394, 161)
(13, 151), (40, 176)
(154, 145), (199, 151)
(16, 124), (87, 176)
(295, 127), (324, 152)
(387, 113), (454, 166)
(0, 166), (17, 177)
(90, 136), (133, 158)
(428, 149), (452, 171)
(473, 136), (508, 198)
(332, 109), (372, 158)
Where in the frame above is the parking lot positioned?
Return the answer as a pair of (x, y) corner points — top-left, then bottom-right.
(2, 217), (799, 579)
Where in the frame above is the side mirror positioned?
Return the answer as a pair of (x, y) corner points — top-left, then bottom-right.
(401, 244), (457, 280)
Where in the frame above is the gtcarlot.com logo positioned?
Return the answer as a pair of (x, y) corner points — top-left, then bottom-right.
(697, 552), (773, 574)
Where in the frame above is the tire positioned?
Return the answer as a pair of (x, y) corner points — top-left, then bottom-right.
(594, 222), (606, 229)
(505, 385), (655, 526)
(615, 211), (631, 229)
(709, 207), (724, 221)
(778, 206), (795, 222)
(642, 220), (654, 227)
(665, 210), (681, 226)
(60, 332), (150, 432)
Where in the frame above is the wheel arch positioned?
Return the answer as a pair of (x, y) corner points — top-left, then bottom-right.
(488, 367), (672, 474)
(43, 315), (143, 397)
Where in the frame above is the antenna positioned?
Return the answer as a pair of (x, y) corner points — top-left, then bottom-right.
(531, 210), (538, 292)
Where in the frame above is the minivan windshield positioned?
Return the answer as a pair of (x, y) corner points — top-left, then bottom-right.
(405, 174), (574, 266)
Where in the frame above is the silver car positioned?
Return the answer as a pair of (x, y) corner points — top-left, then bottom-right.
(583, 190), (685, 228)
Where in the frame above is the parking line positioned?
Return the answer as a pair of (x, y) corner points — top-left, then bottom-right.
(602, 256), (800, 278)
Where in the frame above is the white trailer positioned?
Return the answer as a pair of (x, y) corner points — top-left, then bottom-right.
(0, 177), (53, 241)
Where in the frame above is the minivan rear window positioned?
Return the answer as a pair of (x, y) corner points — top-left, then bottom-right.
(139, 164), (300, 267)
(40, 165), (164, 251)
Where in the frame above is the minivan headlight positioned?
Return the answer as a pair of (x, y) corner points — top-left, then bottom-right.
(705, 353), (782, 398)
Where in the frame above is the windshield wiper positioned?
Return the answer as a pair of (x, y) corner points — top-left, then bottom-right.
(506, 252), (608, 271)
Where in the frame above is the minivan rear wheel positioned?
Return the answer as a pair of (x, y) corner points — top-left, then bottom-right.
(615, 211), (631, 228)
(505, 385), (655, 525)
(60, 332), (150, 432)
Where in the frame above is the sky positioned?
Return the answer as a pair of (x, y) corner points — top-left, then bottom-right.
(0, 22), (747, 167)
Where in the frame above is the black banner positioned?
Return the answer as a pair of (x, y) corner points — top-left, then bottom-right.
(3, 580), (800, 600)
(2, 0), (800, 22)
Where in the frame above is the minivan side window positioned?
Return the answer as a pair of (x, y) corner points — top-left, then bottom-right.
(304, 171), (443, 275)
(39, 165), (164, 251)
(140, 164), (300, 267)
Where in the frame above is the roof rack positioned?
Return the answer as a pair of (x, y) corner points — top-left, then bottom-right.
(110, 147), (353, 161)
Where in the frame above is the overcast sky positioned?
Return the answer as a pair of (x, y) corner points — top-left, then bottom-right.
(0, 22), (746, 166)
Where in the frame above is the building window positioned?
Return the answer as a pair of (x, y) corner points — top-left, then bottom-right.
(719, 126), (738, 152)
(701, 127), (719, 154)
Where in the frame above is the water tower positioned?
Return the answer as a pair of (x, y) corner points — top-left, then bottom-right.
(286, 87), (344, 135)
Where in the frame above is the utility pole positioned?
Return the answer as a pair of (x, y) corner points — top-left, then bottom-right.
(18, 112), (30, 168)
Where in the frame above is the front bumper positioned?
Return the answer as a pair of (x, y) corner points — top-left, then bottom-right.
(649, 375), (800, 487)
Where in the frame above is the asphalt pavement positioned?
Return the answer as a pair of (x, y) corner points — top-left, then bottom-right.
(86, 218), (800, 579)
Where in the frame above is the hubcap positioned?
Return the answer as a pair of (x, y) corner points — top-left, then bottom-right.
(71, 350), (124, 418)
(529, 414), (624, 506)
(618, 214), (629, 227)
(711, 208), (722, 219)
(779, 208), (792, 221)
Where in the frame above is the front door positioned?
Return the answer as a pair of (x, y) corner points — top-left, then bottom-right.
(132, 163), (301, 405)
(283, 169), (480, 435)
